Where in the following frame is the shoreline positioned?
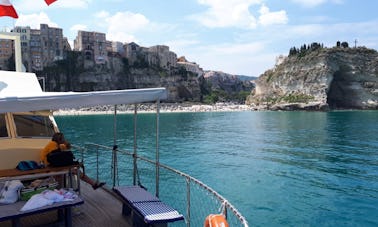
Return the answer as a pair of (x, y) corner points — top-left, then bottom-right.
(53, 102), (257, 116)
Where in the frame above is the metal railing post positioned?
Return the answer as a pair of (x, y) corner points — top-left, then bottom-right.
(155, 99), (160, 197)
(133, 104), (138, 185)
(112, 105), (118, 187)
(186, 177), (191, 227)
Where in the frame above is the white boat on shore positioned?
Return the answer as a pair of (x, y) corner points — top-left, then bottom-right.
(0, 32), (248, 226)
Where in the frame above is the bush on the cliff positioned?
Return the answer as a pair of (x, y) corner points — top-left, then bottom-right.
(282, 93), (315, 103)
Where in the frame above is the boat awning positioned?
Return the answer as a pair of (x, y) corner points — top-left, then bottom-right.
(0, 71), (167, 113)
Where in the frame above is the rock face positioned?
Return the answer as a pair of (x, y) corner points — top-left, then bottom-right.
(42, 51), (252, 103)
(246, 47), (378, 110)
(203, 71), (255, 94)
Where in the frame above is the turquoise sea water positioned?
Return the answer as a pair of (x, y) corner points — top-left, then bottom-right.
(56, 111), (378, 226)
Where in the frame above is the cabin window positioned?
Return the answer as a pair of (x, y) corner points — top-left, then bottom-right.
(13, 114), (55, 138)
(0, 114), (8, 137)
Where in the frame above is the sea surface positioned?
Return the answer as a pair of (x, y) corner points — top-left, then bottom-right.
(56, 110), (378, 226)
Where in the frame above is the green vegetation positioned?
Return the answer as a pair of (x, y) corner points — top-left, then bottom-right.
(159, 71), (168, 77)
(265, 69), (274, 82)
(132, 54), (149, 68)
(282, 93), (315, 103)
(38, 51), (84, 91)
(259, 93), (315, 105)
(121, 57), (130, 73)
(288, 41), (353, 57)
(6, 54), (15, 71)
(202, 89), (251, 104)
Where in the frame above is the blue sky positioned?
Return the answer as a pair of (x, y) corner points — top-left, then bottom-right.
(1, 0), (378, 76)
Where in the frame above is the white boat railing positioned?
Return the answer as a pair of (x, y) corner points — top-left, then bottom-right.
(74, 143), (249, 227)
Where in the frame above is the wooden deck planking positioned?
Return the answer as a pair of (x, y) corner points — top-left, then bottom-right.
(0, 181), (132, 227)
(73, 181), (132, 227)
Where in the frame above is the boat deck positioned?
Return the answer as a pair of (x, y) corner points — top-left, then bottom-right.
(0, 181), (131, 227)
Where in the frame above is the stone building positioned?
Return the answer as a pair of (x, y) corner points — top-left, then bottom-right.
(0, 38), (13, 70)
(29, 28), (42, 71)
(74, 31), (107, 65)
(9, 24), (67, 72)
(123, 42), (141, 63)
(39, 24), (65, 66)
(177, 56), (203, 76)
(147, 45), (177, 69)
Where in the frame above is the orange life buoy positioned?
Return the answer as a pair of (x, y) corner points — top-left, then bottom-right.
(204, 214), (229, 227)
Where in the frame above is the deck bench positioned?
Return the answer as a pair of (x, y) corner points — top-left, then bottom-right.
(0, 195), (84, 227)
(0, 164), (81, 193)
(113, 186), (184, 227)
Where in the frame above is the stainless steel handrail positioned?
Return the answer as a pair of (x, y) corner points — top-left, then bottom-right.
(79, 143), (249, 227)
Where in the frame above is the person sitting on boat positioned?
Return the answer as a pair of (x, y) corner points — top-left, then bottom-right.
(40, 132), (106, 190)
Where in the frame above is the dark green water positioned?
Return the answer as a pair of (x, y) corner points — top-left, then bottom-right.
(56, 111), (378, 226)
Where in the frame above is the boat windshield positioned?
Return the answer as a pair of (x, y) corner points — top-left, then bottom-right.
(13, 114), (55, 138)
(0, 114), (8, 138)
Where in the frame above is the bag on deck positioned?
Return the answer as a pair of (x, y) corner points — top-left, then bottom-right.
(16, 160), (40, 171)
(47, 150), (75, 167)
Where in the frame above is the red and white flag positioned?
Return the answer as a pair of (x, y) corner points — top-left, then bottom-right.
(0, 0), (18, 18)
(45, 0), (57, 5)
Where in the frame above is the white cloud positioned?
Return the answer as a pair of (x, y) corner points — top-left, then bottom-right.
(13, 1), (46, 13)
(258, 4), (288, 26)
(94, 10), (110, 18)
(70, 24), (88, 32)
(192, 0), (263, 29)
(104, 12), (150, 42)
(164, 39), (201, 56)
(15, 13), (57, 29)
(14, 0), (90, 12)
(290, 0), (343, 8)
(179, 41), (271, 75)
(46, 0), (91, 9)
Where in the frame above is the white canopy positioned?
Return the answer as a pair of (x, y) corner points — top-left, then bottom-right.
(0, 71), (167, 113)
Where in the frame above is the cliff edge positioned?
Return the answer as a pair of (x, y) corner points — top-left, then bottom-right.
(246, 47), (378, 110)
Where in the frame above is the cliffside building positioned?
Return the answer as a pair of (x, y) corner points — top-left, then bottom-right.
(177, 56), (203, 76)
(147, 45), (177, 69)
(3, 24), (68, 72)
(74, 31), (108, 65)
(123, 43), (178, 70)
(0, 38), (13, 70)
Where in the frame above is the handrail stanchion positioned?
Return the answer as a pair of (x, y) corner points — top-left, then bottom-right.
(96, 145), (99, 182)
(112, 105), (118, 187)
(155, 99), (160, 197)
(186, 177), (191, 227)
(133, 104), (138, 186)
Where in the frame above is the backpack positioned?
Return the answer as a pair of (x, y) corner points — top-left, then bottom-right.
(47, 150), (75, 167)
(16, 160), (40, 171)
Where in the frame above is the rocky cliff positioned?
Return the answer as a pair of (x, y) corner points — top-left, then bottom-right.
(246, 47), (378, 110)
(40, 51), (251, 103)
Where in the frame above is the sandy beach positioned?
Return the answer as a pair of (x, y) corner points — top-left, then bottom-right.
(53, 102), (256, 115)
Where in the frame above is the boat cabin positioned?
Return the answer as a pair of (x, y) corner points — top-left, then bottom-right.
(0, 70), (167, 170)
(0, 71), (58, 169)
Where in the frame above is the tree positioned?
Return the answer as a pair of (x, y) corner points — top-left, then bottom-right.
(289, 47), (297, 56)
(6, 54), (15, 71)
(341, 42), (349, 48)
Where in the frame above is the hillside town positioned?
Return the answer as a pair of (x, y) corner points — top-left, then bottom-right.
(0, 24), (254, 105)
(0, 24), (202, 77)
